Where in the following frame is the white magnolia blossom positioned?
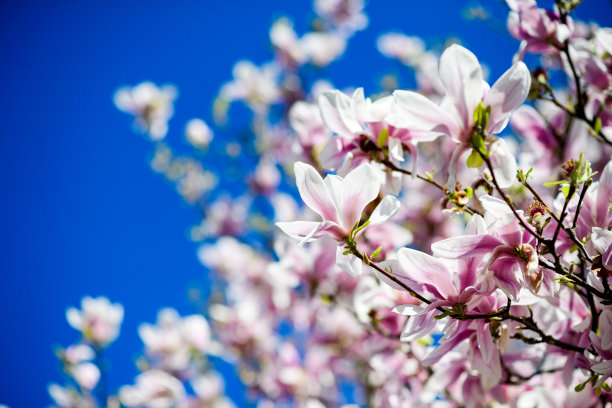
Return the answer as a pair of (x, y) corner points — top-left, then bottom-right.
(119, 369), (186, 408)
(66, 296), (124, 347)
(185, 118), (213, 149)
(114, 82), (177, 141)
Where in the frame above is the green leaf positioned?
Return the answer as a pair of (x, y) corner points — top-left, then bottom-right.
(466, 149), (484, 168)
(574, 382), (586, 392)
(561, 185), (571, 197)
(594, 117), (602, 134)
(369, 246), (382, 261)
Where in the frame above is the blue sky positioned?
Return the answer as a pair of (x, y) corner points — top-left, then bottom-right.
(1, 1), (611, 406)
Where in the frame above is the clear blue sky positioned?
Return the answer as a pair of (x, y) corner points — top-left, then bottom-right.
(1, 1), (610, 406)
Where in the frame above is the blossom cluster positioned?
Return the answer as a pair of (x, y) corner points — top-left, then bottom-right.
(43, 1), (612, 407)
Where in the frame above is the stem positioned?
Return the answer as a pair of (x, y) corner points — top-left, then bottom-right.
(378, 157), (483, 217)
(483, 157), (542, 241)
(347, 245), (586, 354)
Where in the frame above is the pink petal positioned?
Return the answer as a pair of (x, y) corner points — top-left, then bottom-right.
(397, 248), (457, 300)
(432, 234), (502, 259)
(510, 105), (558, 149)
(476, 321), (496, 363)
(596, 161), (612, 227)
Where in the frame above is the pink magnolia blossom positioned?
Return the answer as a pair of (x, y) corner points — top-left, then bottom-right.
(506, 0), (572, 58)
(276, 162), (399, 259)
(390, 44), (530, 188)
(276, 162), (399, 276)
(433, 197), (558, 300)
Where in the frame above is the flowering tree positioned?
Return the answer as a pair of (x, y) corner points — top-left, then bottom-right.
(46, 0), (612, 407)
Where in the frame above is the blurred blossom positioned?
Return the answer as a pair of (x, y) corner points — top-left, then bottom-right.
(219, 61), (281, 113)
(314, 0), (368, 34)
(119, 369), (186, 408)
(300, 32), (347, 67)
(70, 362), (100, 391)
(377, 33), (425, 65)
(270, 18), (305, 67)
(138, 308), (211, 373)
(114, 82), (177, 141)
(251, 157), (281, 194)
(48, 384), (96, 408)
(185, 119), (213, 150)
(66, 296), (124, 347)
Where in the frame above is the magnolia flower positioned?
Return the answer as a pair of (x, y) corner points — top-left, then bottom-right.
(390, 44), (530, 188)
(114, 82), (177, 141)
(66, 296), (124, 347)
(318, 88), (436, 176)
(119, 369), (186, 408)
(277, 162), (400, 276)
(432, 197), (559, 300)
(270, 18), (304, 67)
(70, 362), (100, 391)
(219, 61), (281, 113)
(300, 32), (347, 67)
(277, 162), (399, 243)
(314, 0), (368, 34)
(377, 33), (425, 65)
(185, 118), (213, 150)
(506, 0), (572, 58)
(139, 309), (211, 373)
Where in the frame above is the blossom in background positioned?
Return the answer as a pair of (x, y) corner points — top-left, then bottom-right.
(185, 118), (213, 150)
(314, 0), (368, 34)
(218, 60), (281, 114)
(506, 0), (572, 58)
(377, 33), (425, 66)
(114, 82), (177, 141)
(66, 296), (124, 347)
(119, 369), (186, 408)
(138, 308), (212, 374)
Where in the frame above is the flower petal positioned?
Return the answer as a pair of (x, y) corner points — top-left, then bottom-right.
(318, 90), (363, 138)
(340, 163), (380, 230)
(368, 195), (400, 225)
(485, 61), (531, 134)
(432, 234), (502, 259)
(294, 162), (340, 223)
(397, 248), (457, 299)
(392, 90), (459, 138)
(438, 44), (484, 129)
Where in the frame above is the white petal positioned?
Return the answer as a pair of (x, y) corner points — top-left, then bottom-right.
(438, 44), (484, 129)
(318, 90), (363, 138)
(294, 162), (340, 223)
(369, 195), (400, 225)
(489, 138), (517, 189)
(340, 163), (380, 230)
(392, 90), (459, 138)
